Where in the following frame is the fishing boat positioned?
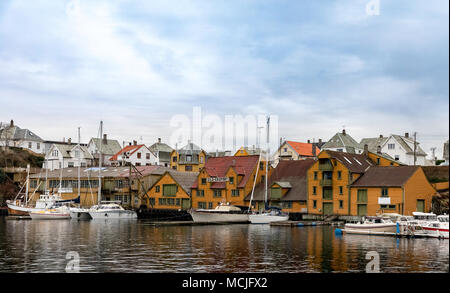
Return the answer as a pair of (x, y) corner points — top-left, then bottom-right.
(29, 205), (71, 220)
(344, 217), (397, 234)
(88, 201), (137, 219)
(422, 215), (449, 239)
(249, 116), (289, 224)
(190, 202), (249, 223)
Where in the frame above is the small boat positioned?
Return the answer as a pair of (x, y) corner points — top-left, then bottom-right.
(412, 212), (437, 227)
(422, 215), (449, 239)
(88, 202), (137, 219)
(29, 206), (71, 220)
(344, 217), (397, 234)
(190, 203), (249, 223)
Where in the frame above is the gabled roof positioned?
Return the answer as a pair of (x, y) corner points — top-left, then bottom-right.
(324, 150), (373, 173)
(110, 144), (148, 161)
(148, 141), (173, 153)
(178, 142), (203, 154)
(388, 135), (427, 156)
(49, 143), (93, 159)
(322, 131), (362, 153)
(285, 141), (320, 157)
(0, 125), (43, 142)
(89, 138), (122, 156)
(163, 170), (199, 195)
(192, 155), (260, 189)
(244, 159), (315, 202)
(360, 137), (388, 152)
(351, 166), (419, 187)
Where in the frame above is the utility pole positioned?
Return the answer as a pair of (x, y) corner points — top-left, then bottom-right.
(413, 132), (417, 166)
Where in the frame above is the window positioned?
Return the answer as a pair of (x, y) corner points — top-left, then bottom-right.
(337, 148), (343, 152)
(135, 163), (141, 166)
(173, 156), (177, 162)
(313, 186), (317, 195)
(339, 186), (343, 194)
(313, 200), (317, 209)
(395, 155), (399, 161)
(186, 155), (192, 162)
(155, 185), (160, 193)
(213, 190), (222, 198)
(137, 152), (141, 159)
(53, 150), (59, 157)
(261, 175), (265, 183)
(283, 148), (287, 152)
(381, 188), (388, 197)
(314, 172), (318, 180)
(357, 189), (368, 203)
(28, 142), (32, 148)
(231, 189), (240, 197)
(271, 188), (282, 199)
(376, 158), (380, 165)
(380, 204), (396, 209)
(198, 202), (206, 209)
(339, 200), (343, 209)
(146, 153), (150, 160)
(197, 190), (204, 197)
(185, 165), (193, 171)
(229, 177), (234, 185)
(68, 162), (74, 168)
(37, 143), (40, 150)
(388, 144), (395, 150)
(337, 171), (342, 180)
(81, 162), (86, 167)
(163, 184), (177, 196)
(260, 162), (264, 170)
(59, 162), (62, 169)
(208, 202), (213, 209)
(283, 202), (293, 209)
(176, 199), (180, 206)
(201, 178), (207, 185)
(200, 156), (204, 163)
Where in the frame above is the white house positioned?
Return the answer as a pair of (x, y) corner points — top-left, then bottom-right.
(87, 134), (122, 166)
(0, 120), (45, 154)
(44, 143), (94, 171)
(321, 129), (364, 154)
(360, 133), (427, 166)
(109, 142), (157, 166)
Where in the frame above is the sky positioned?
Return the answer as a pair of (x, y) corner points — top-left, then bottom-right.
(0, 0), (448, 157)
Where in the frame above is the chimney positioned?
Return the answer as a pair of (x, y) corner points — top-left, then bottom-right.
(63, 137), (65, 143)
(319, 138), (322, 144)
(10, 120), (14, 127)
(68, 138), (72, 145)
(307, 139), (311, 144)
(312, 144), (316, 157)
(377, 145), (382, 154)
(133, 140), (137, 146)
(342, 129), (346, 135)
(363, 144), (369, 157)
(103, 134), (107, 144)
(405, 133), (409, 138)
(379, 134), (383, 138)
(232, 159), (236, 166)
(158, 138), (161, 143)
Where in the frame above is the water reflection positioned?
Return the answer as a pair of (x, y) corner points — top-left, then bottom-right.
(0, 219), (448, 273)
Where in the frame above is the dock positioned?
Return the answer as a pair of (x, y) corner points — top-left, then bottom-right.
(338, 229), (446, 239)
(270, 221), (345, 227)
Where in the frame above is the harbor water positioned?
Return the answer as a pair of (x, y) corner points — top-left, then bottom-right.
(0, 218), (448, 273)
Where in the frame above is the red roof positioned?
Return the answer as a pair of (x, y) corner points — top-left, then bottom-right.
(110, 144), (145, 161)
(286, 141), (319, 157)
(192, 155), (260, 189)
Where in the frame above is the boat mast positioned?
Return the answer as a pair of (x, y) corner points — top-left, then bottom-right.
(248, 127), (263, 212)
(25, 164), (30, 204)
(265, 115), (270, 208)
(77, 127), (81, 203)
(45, 159), (48, 194)
(97, 121), (103, 205)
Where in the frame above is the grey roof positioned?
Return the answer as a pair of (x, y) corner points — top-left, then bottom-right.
(148, 141), (173, 153)
(360, 137), (388, 153)
(0, 125), (43, 142)
(52, 143), (93, 159)
(89, 138), (122, 155)
(273, 181), (292, 188)
(178, 142), (203, 154)
(443, 140), (449, 160)
(390, 135), (427, 156)
(321, 131), (361, 153)
(166, 170), (199, 195)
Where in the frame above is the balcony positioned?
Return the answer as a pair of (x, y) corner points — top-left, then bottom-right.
(320, 179), (333, 186)
(318, 164), (333, 171)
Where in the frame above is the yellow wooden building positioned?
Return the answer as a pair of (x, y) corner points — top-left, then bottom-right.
(170, 142), (207, 172)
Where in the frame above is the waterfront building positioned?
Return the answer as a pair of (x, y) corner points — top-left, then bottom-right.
(234, 146), (266, 157)
(110, 142), (157, 167)
(360, 133), (428, 166)
(244, 159), (315, 218)
(28, 165), (170, 208)
(87, 135), (122, 166)
(191, 155), (268, 209)
(349, 166), (437, 216)
(0, 120), (45, 154)
(170, 141), (207, 172)
(272, 140), (320, 165)
(148, 138), (173, 167)
(44, 141), (94, 171)
(143, 170), (198, 210)
(321, 129), (364, 154)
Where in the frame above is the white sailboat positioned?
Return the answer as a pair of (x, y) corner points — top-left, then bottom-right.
(190, 202), (249, 223)
(88, 121), (137, 220)
(249, 116), (289, 224)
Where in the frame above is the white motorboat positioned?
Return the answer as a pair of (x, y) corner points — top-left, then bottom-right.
(190, 203), (249, 223)
(412, 212), (437, 227)
(29, 206), (71, 220)
(422, 215), (449, 239)
(88, 202), (138, 219)
(344, 217), (397, 234)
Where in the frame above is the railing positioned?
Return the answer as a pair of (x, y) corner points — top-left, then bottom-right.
(318, 164), (333, 171)
(320, 179), (333, 186)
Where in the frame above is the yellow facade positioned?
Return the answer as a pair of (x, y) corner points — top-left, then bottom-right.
(170, 150), (206, 172)
(144, 172), (191, 210)
(367, 152), (401, 167)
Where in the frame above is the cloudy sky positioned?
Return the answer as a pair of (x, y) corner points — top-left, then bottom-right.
(0, 0), (448, 156)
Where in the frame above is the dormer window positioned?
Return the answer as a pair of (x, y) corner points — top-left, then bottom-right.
(186, 155), (192, 162)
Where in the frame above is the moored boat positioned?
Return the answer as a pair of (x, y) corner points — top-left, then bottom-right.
(88, 202), (137, 219)
(190, 203), (249, 223)
(29, 206), (71, 220)
(344, 217), (397, 234)
(422, 215), (449, 239)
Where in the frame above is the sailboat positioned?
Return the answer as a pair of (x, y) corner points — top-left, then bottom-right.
(249, 116), (289, 224)
(88, 121), (137, 220)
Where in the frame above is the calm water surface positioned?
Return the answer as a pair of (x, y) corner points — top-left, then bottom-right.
(0, 218), (448, 273)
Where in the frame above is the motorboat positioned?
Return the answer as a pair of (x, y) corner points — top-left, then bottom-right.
(344, 217), (397, 234)
(29, 205), (71, 220)
(69, 206), (92, 220)
(422, 215), (449, 239)
(412, 212), (437, 226)
(88, 202), (137, 219)
(190, 203), (249, 223)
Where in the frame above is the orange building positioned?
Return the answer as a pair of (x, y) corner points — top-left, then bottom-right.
(170, 142), (207, 172)
(191, 155), (267, 210)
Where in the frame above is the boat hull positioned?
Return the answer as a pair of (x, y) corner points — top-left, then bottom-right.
(89, 210), (137, 219)
(344, 223), (397, 234)
(249, 214), (289, 224)
(190, 211), (249, 223)
(69, 210), (92, 220)
(422, 226), (449, 239)
(29, 212), (71, 220)
(7, 202), (45, 216)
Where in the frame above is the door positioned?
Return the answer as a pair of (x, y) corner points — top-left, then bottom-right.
(416, 200), (425, 212)
(357, 204), (367, 216)
(323, 202), (333, 215)
(181, 199), (191, 210)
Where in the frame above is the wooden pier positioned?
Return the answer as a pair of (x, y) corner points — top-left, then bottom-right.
(270, 220), (345, 227)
